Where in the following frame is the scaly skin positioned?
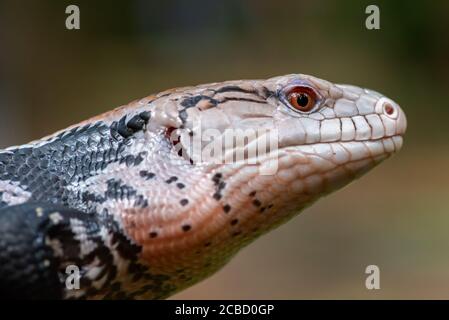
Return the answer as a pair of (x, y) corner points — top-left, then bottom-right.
(0, 74), (406, 299)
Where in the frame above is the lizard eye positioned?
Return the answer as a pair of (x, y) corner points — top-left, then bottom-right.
(286, 86), (319, 113)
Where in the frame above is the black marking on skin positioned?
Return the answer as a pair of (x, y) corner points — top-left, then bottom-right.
(84, 218), (122, 292)
(127, 115), (146, 131)
(215, 85), (256, 95)
(182, 224), (191, 232)
(111, 111), (151, 139)
(261, 86), (276, 99)
(212, 173), (222, 184)
(140, 170), (155, 180)
(179, 95), (218, 126)
(165, 176), (178, 184)
(47, 221), (82, 263)
(204, 242), (211, 247)
(180, 198), (189, 206)
(217, 181), (226, 191)
(260, 207), (266, 213)
(149, 231), (158, 238)
(105, 179), (137, 201)
(230, 219), (239, 226)
(123, 155), (137, 167)
(117, 116), (135, 138)
(128, 262), (147, 283)
(252, 199), (262, 207)
(181, 95), (203, 108)
(139, 111), (151, 121)
(80, 179), (149, 209)
(219, 97), (266, 104)
(176, 183), (185, 189)
(213, 84), (272, 102)
(212, 173), (226, 201)
(104, 179), (149, 208)
(81, 191), (106, 204)
(134, 195), (148, 208)
(178, 110), (188, 125)
(109, 122), (122, 141)
(249, 191), (256, 197)
(232, 231), (242, 237)
(111, 229), (141, 261)
(133, 151), (147, 166)
(180, 95), (218, 109)
(213, 183), (226, 200)
(215, 85), (269, 103)
(96, 213), (175, 298)
(223, 204), (231, 213)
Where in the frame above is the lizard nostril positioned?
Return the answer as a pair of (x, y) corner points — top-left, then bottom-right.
(384, 103), (395, 116)
(379, 99), (399, 119)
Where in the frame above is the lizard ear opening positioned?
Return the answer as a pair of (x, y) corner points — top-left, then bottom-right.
(165, 127), (181, 155)
(165, 127), (194, 164)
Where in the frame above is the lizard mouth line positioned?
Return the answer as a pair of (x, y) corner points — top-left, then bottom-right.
(179, 134), (403, 168)
(283, 135), (404, 153)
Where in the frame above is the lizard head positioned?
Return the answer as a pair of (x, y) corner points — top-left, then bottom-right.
(0, 73), (407, 299)
(117, 74), (406, 296)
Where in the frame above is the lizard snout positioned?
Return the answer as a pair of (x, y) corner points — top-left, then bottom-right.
(375, 97), (407, 151)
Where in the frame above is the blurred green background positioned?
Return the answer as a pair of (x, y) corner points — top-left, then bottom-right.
(0, 0), (448, 299)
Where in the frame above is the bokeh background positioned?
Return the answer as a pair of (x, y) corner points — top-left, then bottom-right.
(0, 0), (448, 299)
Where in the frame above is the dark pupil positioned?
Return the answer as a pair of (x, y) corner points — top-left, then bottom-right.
(296, 93), (309, 107)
